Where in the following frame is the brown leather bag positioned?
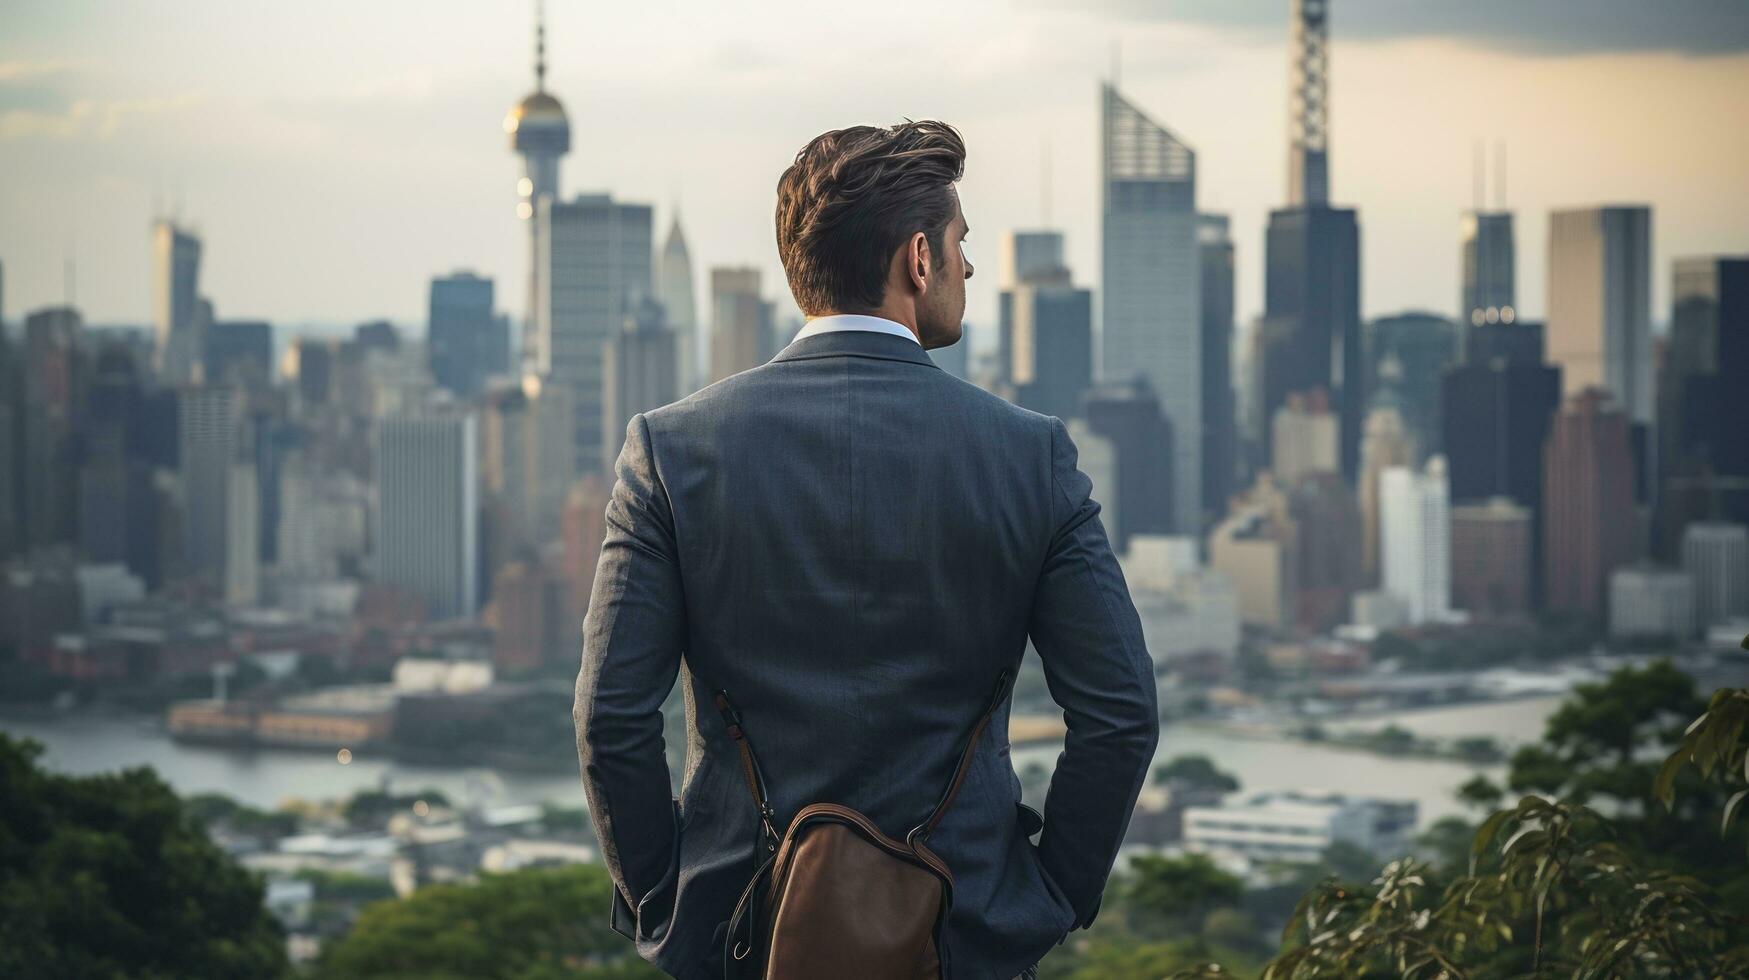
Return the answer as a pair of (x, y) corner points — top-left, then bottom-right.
(713, 669), (1013, 979)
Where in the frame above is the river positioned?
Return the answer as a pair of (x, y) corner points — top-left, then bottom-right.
(2, 695), (1564, 828)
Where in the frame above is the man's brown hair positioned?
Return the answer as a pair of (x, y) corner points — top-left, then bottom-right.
(775, 121), (966, 316)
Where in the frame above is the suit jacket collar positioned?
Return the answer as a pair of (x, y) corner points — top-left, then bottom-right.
(770, 328), (942, 370)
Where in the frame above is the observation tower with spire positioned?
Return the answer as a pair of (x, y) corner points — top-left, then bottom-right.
(504, 2), (570, 351)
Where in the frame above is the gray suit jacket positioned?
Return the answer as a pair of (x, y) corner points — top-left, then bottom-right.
(574, 328), (1159, 979)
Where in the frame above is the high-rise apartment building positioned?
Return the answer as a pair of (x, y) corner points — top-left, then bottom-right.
(1101, 83), (1200, 531)
(1450, 498), (1532, 618)
(1381, 456), (1451, 624)
(1543, 389), (1639, 618)
(1358, 403), (1416, 587)
(375, 410), (478, 620)
(1547, 206), (1652, 423)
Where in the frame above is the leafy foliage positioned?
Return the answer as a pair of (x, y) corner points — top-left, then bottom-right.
(1153, 754), (1242, 794)
(317, 864), (662, 979)
(0, 734), (288, 979)
(1056, 662), (1749, 978)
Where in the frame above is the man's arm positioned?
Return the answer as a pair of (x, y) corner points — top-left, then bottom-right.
(574, 413), (686, 935)
(1028, 416), (1161, 929)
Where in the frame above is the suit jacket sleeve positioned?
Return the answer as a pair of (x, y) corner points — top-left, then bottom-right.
(1028, 416), (1161, 929)
(574, 413), (686, 934)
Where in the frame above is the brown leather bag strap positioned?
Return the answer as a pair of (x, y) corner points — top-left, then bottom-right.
(909, 668), (1013, 846)
(714, 691), (779, 852)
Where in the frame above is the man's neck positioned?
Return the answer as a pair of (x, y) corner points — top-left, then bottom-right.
(813, 308), (920, 343)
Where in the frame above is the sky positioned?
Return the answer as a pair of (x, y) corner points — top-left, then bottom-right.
(2, 0), (1746, 347)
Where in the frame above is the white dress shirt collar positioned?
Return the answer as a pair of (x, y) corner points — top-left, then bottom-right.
(789, 314), (922, 347)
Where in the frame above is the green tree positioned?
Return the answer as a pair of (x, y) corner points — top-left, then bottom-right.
(0, 735), (288, 979)
(1153, 755), (1241, 794)
(1123, 853), (1245, 941)
(318, 864), (661, 979)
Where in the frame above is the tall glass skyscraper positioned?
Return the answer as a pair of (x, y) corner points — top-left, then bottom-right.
(1263, 0), (1363, 481)
(1100, 82), (1200, 532)
(538, 194), (653, 476)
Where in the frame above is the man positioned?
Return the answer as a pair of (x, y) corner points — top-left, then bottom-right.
(575, 120), (1158, 979)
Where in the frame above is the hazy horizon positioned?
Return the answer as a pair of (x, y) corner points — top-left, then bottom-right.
(3, 0), (1746, 340)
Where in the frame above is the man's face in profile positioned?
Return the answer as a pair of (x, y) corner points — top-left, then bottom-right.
(919, 188), (972, 351)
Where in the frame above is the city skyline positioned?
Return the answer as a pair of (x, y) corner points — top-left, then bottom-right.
(2, 2), (1746, 336)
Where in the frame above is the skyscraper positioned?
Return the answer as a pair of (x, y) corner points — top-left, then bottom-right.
(21, 307), (82, 554)
(177, 385), (243, 592)
(1681, 523), (1748, 630)
(1083, 380), (1176, 554)
(999, 231), (1067, 290)
(997, 230), (1065, 388)
(539, 194), (653, 475)
(1441, 357), (1561, 603)
(1290, 471), (1362, 632)
(1006, 259), (1092, 422)
(506, 3), (570, 343)
(1365, 313), (1456, 459)
(1543, 389), (1639, 618)
(152, 219), (203, 384)
(375, 410), (478, 620)
(1658, 256), (1749, 548)
(1547, 206), (1653, 424)
(1101, 82), (1200, 531)
(78, 344), (157, 581)
(1264, 0), (1362, 480)
(709, 266), (774, 383)
(1270, 390), (1339, 486)
(225, 455), (259, 607)
(1358, 402), (1416, 587)
(1199, 214), (1237, 525)
(428, 271), (503, 398)
(1381, 456), (1451, 625)
(603, 297), (679, 469)
(656, 214), (699, 395)
(1460, 210), (1516, 351)
(203, 320), (273, 392)
(1450, 498), (1532, 618)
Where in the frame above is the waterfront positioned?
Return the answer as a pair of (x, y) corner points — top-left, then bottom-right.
(2, 694), (1567, 827)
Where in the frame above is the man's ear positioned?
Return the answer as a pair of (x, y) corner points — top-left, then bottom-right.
(909, 232), (931, 294)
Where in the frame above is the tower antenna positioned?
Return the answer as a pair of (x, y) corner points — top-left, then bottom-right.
(535, 0), (547, 91)
(1472, 139), (1484, 212)
(1041, 137), (1052, 226)
(1494, 140), (1506, 210)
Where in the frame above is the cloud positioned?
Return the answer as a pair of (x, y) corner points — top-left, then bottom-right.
(1026, 0), (1749, 56)
(0, 94), (204, 141)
